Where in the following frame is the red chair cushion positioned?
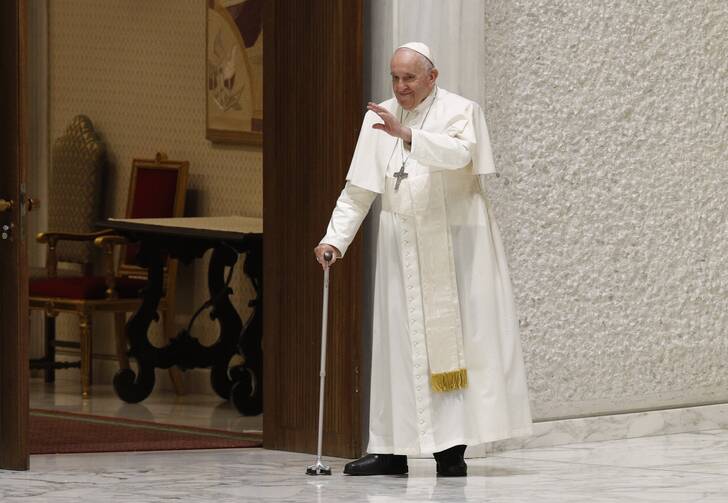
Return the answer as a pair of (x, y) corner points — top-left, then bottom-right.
(30, 276), (148, 300)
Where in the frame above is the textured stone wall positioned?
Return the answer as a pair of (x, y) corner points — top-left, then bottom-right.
(482, 0), (728, 418)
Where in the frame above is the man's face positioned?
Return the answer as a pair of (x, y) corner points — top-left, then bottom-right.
(390, 49), (437, 110)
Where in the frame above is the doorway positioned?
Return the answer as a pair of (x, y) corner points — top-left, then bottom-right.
(21, 0), (264, 458)
(3, 0), (367, 470)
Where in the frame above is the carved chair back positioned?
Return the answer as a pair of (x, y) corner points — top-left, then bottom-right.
(48, 115), (106, 271)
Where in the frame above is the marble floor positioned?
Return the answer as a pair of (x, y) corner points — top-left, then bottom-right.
(29, 378), (263, 434)
(3, 424), (728, 501)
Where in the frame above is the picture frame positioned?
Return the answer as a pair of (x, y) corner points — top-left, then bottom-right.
(206, 0), (263, 145)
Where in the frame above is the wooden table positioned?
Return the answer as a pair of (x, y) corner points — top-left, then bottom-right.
(101, 216), (263, 415)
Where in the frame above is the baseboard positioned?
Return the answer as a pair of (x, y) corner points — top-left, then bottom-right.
(465, 402), (728, 458)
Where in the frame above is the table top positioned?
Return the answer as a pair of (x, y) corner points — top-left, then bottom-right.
(102, 216), (263, 241)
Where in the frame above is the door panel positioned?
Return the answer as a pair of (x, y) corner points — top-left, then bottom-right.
(0, 0), (29, 471)
(263, 0), (364, 458)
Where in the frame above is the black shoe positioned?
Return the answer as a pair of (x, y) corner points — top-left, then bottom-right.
(343, 453), (408, 475)
(433, 444), (467, 477)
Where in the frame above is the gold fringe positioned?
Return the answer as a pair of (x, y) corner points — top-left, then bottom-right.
(430, 368), (468, 392)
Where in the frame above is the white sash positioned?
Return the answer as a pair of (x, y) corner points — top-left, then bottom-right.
(382, 172), (468, 392)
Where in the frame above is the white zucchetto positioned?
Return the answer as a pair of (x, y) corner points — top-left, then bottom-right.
(397, 42), (435, 67)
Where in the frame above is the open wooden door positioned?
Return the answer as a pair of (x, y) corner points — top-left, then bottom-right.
(263, 0), (365, 458)
(0, 0), (29, 471)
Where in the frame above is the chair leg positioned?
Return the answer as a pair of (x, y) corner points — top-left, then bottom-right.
(79, 310), (92, 398)
(162, 310), (185, 396)
(113, 312), (130, 370)
(44, 314), (57, 383)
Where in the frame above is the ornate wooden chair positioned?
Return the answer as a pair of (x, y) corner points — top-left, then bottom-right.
(28, 115), (106, 382)
(30, 153), (188, 397)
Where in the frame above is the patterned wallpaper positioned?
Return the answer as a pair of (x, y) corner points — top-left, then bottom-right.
(481, 0), (728, 418)
(48, 0), (261, 391)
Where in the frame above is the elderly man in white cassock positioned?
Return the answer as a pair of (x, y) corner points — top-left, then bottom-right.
(314, 42), (533, 477)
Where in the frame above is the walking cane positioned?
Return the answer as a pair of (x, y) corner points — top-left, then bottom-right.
(306, 250), (333, 476)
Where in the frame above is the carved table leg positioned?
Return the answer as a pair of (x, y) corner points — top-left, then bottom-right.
(107, 231), (263, 416)
(231, 305), (262, 415)
(230, 238), (263, 415)
(207, 245), (244, 400)
(113, 312), (130, 370)
(113, 243), (164, 403)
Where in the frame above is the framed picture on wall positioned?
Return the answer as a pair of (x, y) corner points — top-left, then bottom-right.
(206, 0), (263, 145)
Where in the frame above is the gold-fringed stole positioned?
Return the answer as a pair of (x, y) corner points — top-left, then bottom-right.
(430, 368), (469, 392)
(408, 173), (468, 390)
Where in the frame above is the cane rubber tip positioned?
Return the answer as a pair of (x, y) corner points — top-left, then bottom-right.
(323, 251), (333, 262)
(306, 467), (332, 476)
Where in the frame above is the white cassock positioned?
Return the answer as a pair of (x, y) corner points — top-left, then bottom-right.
(321, 86), (533, 456)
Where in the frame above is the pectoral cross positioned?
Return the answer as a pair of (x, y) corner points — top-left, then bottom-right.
(393, 162), (408, 192)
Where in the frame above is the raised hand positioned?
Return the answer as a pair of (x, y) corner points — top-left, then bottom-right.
(367, 102), (412, 143)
